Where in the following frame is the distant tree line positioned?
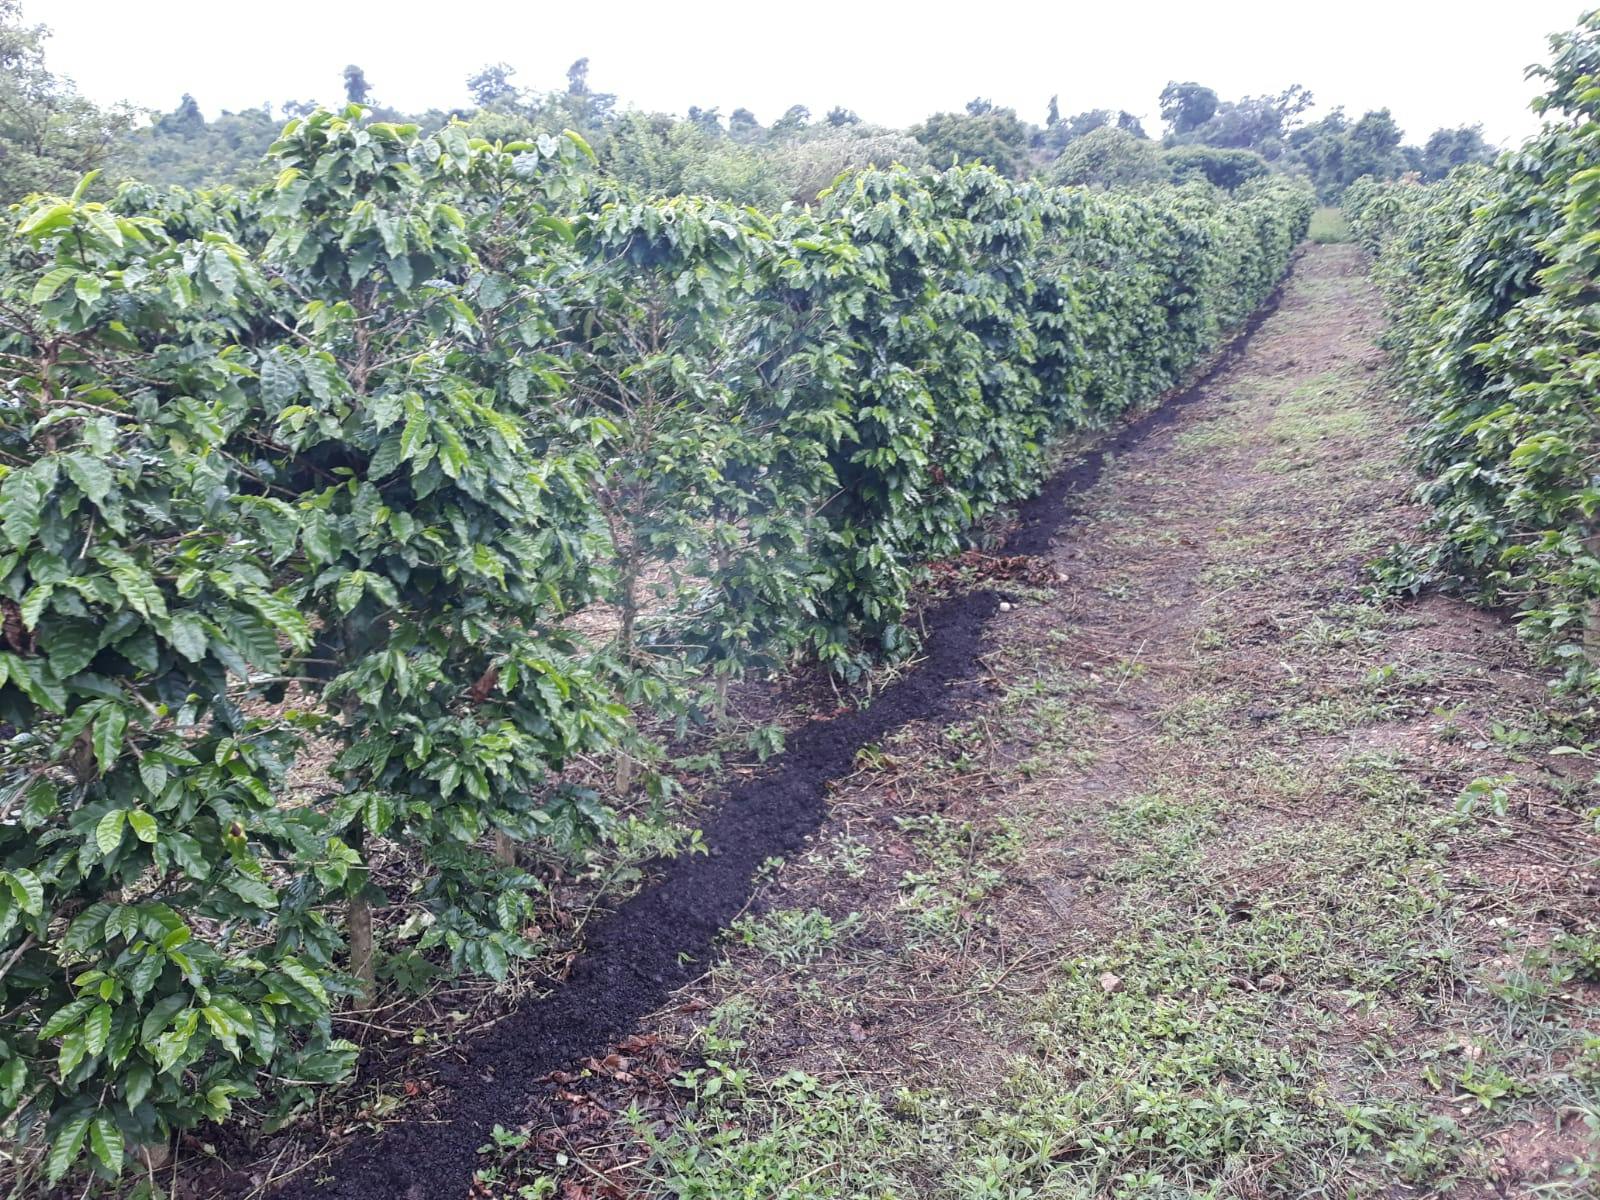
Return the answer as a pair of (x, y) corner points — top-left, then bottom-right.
(0, 2), (1499, 206)
(912, 81), (1495, 197)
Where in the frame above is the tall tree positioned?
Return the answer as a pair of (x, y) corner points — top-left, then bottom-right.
(1043, 107), (1148, 153)
(0, 0), (132, 201)
(1286, 108), (1349, 198)
(156, 93), (205, 135)
(566, 56), (591, 95)
(1345, 108), (1404, 179)
(1159, 82), (1219, 134)
(1419, 125), (1497, 179)
(559, 57), (615, 131)
(910, 106), (1032, 176)
(687, 105), (723, 134)
(772, 104), (810, 134)
(467, 62), (517, 108)
(1172, 88), (1309, 157)
(342, 64), (373, 106)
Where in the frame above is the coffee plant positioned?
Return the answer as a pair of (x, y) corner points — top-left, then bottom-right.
(0, 101), (1309, 1187)
(1347, 11), (1600, 691)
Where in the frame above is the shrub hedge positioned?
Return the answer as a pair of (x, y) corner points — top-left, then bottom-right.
(1346, 12), (1600, 691)
(0, 110), (1309, 1185)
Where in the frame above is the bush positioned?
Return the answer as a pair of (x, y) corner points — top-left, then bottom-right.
(770, 125), (928, 204)
(0, 106), (1309, 1186)
(1163, 146), (1270, 190)
(598, 112), (788, 208)
(909, 108), (1031, 177)
(1345, 12), (1600, 690)
(1046, 128), (1166, 189)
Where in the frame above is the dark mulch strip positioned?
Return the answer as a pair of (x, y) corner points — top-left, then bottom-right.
(274, 282), (1291, 1200)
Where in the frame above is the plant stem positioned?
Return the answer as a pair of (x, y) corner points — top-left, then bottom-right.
(492, 830), (516, 866)
(347, 893), (375, 1005)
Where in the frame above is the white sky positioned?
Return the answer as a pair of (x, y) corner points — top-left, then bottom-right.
(36, 0), (1585, 147)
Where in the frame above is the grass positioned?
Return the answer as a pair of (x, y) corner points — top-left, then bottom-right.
(1171, 415), (1244, 456)
(1309, 205), (1352, 244)
(1263, 372), (1375, 473)
(470, 244), (1600, 1200)
(601, 703), (1598, 1195)
(728, 906), (862, 965)
(591, 765), (1500, 1200)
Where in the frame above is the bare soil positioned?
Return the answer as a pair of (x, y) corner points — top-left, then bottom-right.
(272, 245), (1599, 1199)
(253, 247), (1291, 1200)
(464, 245), (1599, 1198)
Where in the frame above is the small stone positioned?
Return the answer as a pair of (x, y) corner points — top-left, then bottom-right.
(999, 601), (1013, 612)
(1098, 971), (1123, 994)
(1258, 972), (1289, 992)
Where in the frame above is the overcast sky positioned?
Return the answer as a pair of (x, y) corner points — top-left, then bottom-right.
(38, 1), (1585, 147)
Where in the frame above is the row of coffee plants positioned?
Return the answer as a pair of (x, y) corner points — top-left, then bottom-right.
(0, 105), (1310, 1187)
(1345, 12), (1600, 690)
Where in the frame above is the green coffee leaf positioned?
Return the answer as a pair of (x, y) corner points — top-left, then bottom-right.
(127, 810), (158, 843)
(32, 265), (80, 304)
(40, 996), (96, 1040)
(165, 610), (208, 662)
(95, 808), (127, 856)
(63, 453), (115, 505)
(89, 1113), (125, 1175)
(92, 706), (128, 775)
(58, 1025), (88, 1077)
(44, 1111), (90, 1183)
(83, 1003), (111, 1056)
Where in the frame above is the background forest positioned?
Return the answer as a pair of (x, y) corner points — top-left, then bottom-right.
(1, 0), (1496, 207)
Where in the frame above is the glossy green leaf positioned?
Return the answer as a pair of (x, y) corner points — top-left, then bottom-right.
(95, 808), (127, 856)
(45, 1112), (90, 1183)
(89, 1113), (125, 1175)
(92, 706), (128, 775)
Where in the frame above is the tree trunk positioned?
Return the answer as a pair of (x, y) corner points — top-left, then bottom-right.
(713, 536), (732, 721)
(616, 542), (640, 794)
(337, 620), (377, 1006)
(1586, 528), (1600, 678)
(347, 893), (375, 1006)
(492, 830), (517, 866)
(618, 552), (639, 668)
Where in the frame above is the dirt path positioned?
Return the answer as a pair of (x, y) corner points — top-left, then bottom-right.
(476, 244), (1600, 1198)
(266, 224), (1299, 1200)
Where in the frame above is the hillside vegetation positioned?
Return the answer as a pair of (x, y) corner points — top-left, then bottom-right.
(5, 3), (1600, 1197)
